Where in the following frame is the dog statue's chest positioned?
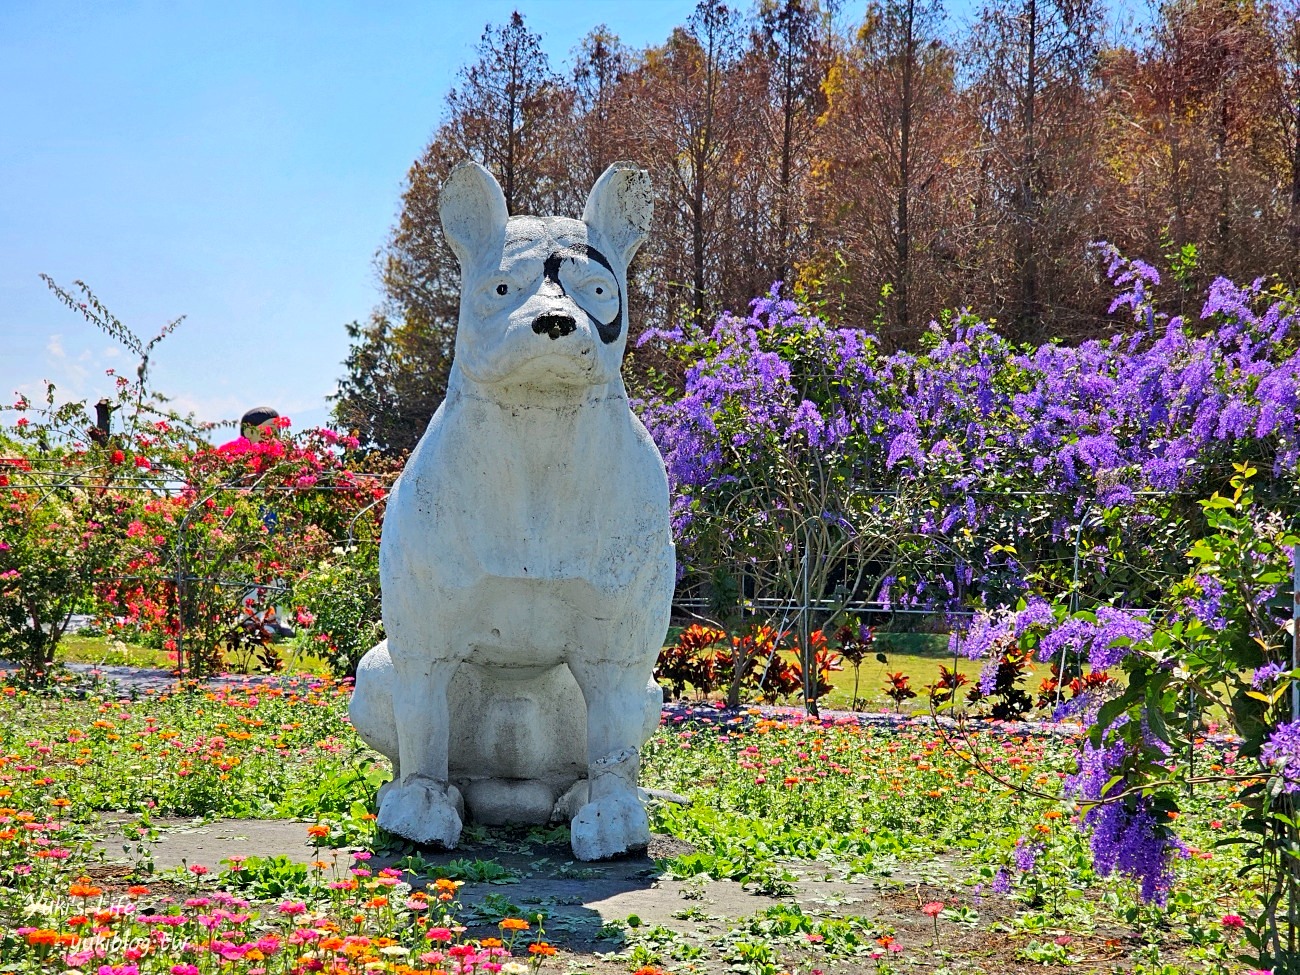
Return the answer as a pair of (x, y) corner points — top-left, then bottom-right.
(385, 386), (667, 591)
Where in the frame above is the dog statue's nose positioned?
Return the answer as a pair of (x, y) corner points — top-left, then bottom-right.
(532, 314), (577, 340)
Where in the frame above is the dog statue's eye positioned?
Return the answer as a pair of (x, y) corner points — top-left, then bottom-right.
(595, 287), (604, 295)
(496, 284), (509, 296)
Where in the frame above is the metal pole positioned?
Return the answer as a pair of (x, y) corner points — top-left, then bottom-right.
(801, 548), (816, 716)
(1059, 500), (1094, 708)
(1292, 542), (1299, 721)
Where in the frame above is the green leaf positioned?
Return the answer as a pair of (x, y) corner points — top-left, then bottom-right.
(1200, 495), (1235, 510)
(1091, 696), (1129, 745)
(1143, 685), (1170, 743)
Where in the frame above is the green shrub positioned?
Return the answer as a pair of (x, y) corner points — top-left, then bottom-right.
(296, 545), (384, 677)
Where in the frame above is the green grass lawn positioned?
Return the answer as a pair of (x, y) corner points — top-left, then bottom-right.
(818, 631), (982, 713)
(53, 632), (332, 675)
(55, 633), (174, 668)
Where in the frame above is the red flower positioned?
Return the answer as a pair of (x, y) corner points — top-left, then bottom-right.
(111, 450), (125, 464)
(134, 456), (151, 469)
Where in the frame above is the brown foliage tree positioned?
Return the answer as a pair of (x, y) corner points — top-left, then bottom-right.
(625, 1), (749, 327)
(1102, 0), (1284, 297)
(813, 0), (959, 342)
(962, 0), (1108, 341)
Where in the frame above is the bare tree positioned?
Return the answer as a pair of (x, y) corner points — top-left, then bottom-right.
(630, 1), (745, 326)
(444, 12), (570, 215)
(815, 0), (959, 340)
(758, 0), (834, 285)
(965, 0), (1104, 338)
(570, 26), (633, 189)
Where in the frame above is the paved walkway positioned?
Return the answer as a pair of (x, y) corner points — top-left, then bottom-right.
(1, 656), (1088, 742)
(0, 659), (331, 695)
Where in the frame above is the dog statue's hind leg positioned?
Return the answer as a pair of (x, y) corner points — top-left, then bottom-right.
(375, 652), (466, 848)
(567, 655), (654, 860)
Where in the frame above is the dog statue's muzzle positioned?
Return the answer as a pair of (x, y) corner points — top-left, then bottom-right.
(532, 314), (577, 340)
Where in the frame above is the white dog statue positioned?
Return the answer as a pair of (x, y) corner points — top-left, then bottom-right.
(349, 161), (675, 861)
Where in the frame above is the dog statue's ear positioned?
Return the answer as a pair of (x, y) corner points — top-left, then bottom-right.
(583, 162), (653, 269)
(440, 161), (509, 270)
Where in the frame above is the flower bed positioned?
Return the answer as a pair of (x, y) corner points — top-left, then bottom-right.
(0, 675), (1260, 974)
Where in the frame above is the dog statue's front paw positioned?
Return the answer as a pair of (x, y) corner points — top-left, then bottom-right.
(377, 776), (464, 849)
(570, 791), (649, 861)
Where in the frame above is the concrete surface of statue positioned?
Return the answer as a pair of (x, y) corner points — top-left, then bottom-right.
(349, 160), (675, 861)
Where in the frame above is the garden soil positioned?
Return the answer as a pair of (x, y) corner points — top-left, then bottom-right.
(89, 816), (1135, 974)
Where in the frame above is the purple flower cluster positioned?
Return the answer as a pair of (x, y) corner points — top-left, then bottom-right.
(1084, 796), (1186, 905)
(1261, 720), (1300, 794)
(991, 867), (1012, 894)
(1014, 837), (1043, 872)
(637, 255), (1298, 608)
(952, 598), (1147, 672)
(1252, 662), (1286, 689)
(1065, 726), (1185, 904)
(1184, 575), (1228, 629)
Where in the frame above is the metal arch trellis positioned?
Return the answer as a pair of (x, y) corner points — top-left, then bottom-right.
(671, 486), (1300, 714)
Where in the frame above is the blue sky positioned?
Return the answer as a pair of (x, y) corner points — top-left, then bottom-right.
(0, 1), (702, 433)
(4, 0), (1128, 435)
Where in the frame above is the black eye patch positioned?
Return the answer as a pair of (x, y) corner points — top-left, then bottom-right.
(541, 245), (622, 345)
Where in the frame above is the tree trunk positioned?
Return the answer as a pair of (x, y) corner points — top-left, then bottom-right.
(1017, 0), (1040, 333)
(778, 38), (795, 285)
(1216, 91), (1231, 259)
(1290, 103), (1300, 283)
(895, 0), (916, 335)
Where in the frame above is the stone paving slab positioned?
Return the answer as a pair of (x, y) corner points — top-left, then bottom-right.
(98, 816), (327, 872)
